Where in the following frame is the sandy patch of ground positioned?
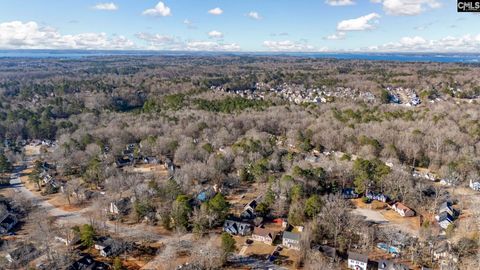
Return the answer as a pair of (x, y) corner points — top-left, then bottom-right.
(24, 145), (41, 156)
(227, 182), (266, 216)
(123, 164), (169, 177)
(351, 199), (420, 236)
(352, 208), (389, 224)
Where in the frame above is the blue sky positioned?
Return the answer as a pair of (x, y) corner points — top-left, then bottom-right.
(0, 0), (478, 51)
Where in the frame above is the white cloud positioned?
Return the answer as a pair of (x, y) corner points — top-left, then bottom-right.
(262, 40), (324, 52)
(372, 0), (441, 16)
(208, 30), (223, 39)
(142, 1), (171, 17)
(0, 21), (135, 50)
(208, 7), (223, 15)
(135, 32), (239, 51)
(367, 34), (480, 52)
(324, 32), (346, 40)
(186, 41), (239, 51)
(337, 13), (380, 31)
(92, 2), (118, 11)
(247, 11), (262, 20)
(325, 0), (355, 6)
(135, 32), (174, 44)
(183, 19), (197, 29)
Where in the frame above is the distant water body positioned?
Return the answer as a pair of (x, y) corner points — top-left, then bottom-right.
(0, 50), (479, 63)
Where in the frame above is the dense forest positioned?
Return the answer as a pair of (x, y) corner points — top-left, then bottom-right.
(0, 56), (479, 270)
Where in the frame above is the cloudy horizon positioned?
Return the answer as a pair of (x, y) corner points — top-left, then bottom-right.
(0, 0), (479, 52)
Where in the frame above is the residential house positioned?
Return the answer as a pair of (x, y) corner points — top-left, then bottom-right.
(377, 260), (409, 270)
(196, 187), (216, 203)
(55, 229), (80, 246)
(342, 188), (359, 199)
(391, 202), (415, 217)
(316, 245), (337, 262)
(273, 218), (289, 229)
(433, 242), (457, 262)
(437, 211), (454, 230)
(109, 197), (132, 215)
(5, 243), (38, 264)
(438, 201), (455, 216)
(94, 237), (128, 257)
(67, 254), (109, 270)
(0, 213), (18, 235)
(469, 179), (480, 191)
(366, 192), (389, 203)
(282, 231), (301, 250)
(305, 155), (320, 163)
(123, 144), (136, 155)
(241, 199), (257, 219)
(251, 227), (278, 245)
(223, 220), (252, 236)
(164, 158), (176, 174)
(348, 251), (369, 270)
(439, 178), (454, 186)
(142, 156), (159, 164)
(115, 155), (133, 168)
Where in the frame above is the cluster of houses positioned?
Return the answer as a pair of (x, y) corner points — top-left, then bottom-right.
(223, 199), (303, 251)
(4, 138), (57, 149)
(211, 82), (377, 105)
(385, 87), (421, 106)
(347, 251), (416, 270)
(38, 161), (61, 192)
(342, 188), (416, 218)
(114, 143), (159, 168)
(412, 169), (437, 182)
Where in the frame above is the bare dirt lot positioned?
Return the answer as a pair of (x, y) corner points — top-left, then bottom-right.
(351, 199), (421, 237)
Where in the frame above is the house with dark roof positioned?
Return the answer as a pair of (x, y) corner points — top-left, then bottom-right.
(142, 156), (159, 164)
(0, 213), (18, 235)
(377, 259), (409, 270)
(436, 211), (454, 230)
(196, 187), (216, 203)
(109, 197), (132, 215)
(251, 227), (278, 245)
(347, 251), (369, 270)
(438, 201), (455, 216)
(94, 237), (129, 257)
(316, 245), (337, 262)
(241, 199), (257, 219)
(282, 231), (301, 250)
(223, 219), (252, 236)
(67, 254), (109, 270)
(5, 243), (38, 264)
(115, 155), (134, 168)
(342, 188), (359, 199)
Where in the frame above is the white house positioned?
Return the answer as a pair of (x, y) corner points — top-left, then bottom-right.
(391, 202), (415, 217)
(282, 231), (301, 250)
(348, 251), (368, 270)
(469, 179), (480, 191)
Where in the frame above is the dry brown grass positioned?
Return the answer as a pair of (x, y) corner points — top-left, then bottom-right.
(352, 198), (387, 210)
